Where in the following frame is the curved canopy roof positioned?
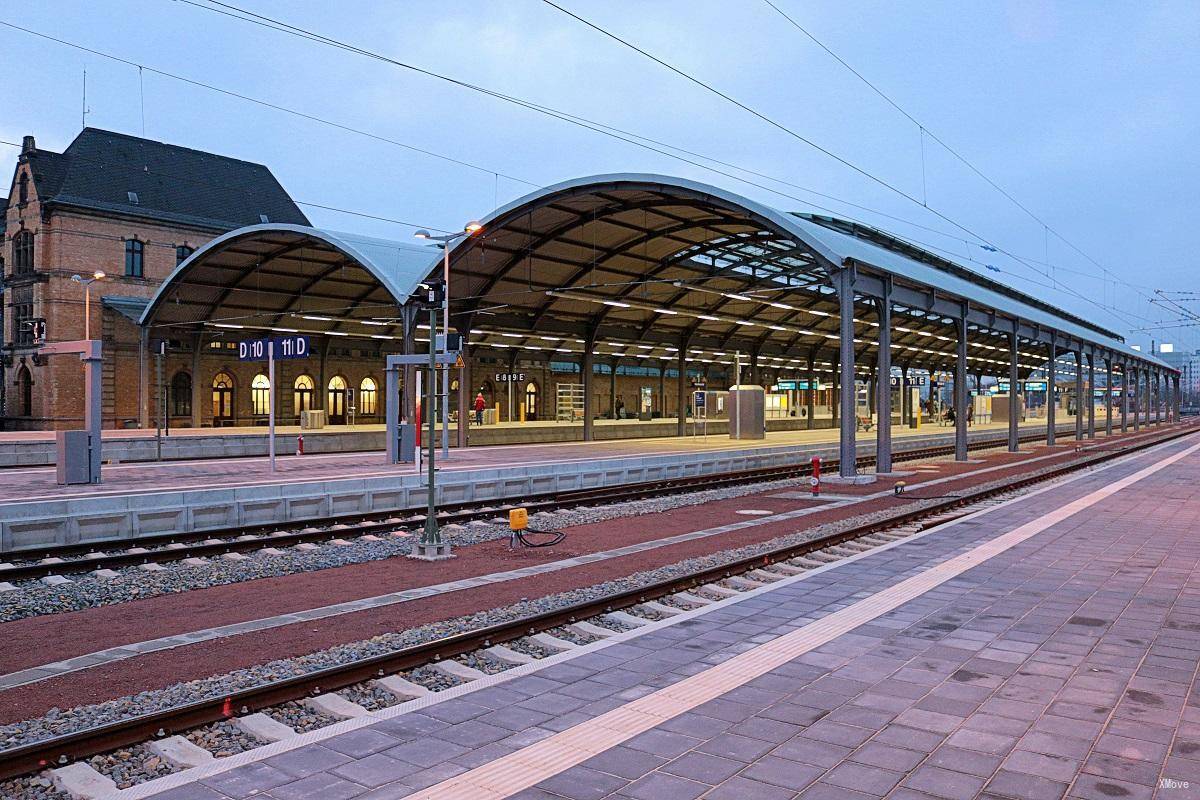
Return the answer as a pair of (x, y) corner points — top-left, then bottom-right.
(140, 223), (437, 338)
(140, 174), (1173, 378)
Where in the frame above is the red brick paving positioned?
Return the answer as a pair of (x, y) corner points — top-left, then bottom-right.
(0, 424), (1186, 724)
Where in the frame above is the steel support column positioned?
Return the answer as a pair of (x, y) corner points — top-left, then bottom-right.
(1075, 350), (1084, 441)
(954, 311), (968, 462)
(1120, 361), (1128, 433)
(190, 332), (203, 429)
(836, 268), (857, 478)
(806, 346), (816, 430)
(875, 287), (892, 474)
(1007, 325), (1019, 452)
(1046, 335), (1057, 446)
(1087, 350), (1095, 438)
(456, 344), (470, 449)
(582, 347), (594, 441)
(1105, 355), (1113, 436)
(676, 345), (687, 436)
(1133, 366), (1141, 431)
(1174, 374), (1181, 421)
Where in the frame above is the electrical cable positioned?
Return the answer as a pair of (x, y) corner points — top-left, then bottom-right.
(539, 1), (1162, 329)
(1, 10), (1144, 328)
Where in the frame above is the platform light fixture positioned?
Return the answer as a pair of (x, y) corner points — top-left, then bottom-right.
(71, 270), (106, 340)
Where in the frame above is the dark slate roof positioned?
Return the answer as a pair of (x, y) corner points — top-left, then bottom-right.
(27, 128), (309, 231)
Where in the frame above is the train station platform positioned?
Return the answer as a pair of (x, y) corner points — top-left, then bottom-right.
(130, 430), (1200, 800)
(0, 411), (1114, 467)
(0, 416), (1111, 552)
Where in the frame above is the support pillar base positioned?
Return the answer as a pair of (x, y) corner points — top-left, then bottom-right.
(408, 541), (454, 561)
(825, 474), (877, 486)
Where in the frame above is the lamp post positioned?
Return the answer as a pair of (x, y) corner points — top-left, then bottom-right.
(414, 222), (482, 458)
(71, 271), (106, 340)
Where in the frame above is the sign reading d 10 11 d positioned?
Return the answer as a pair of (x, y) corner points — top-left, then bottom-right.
(239, 335), (311, 362)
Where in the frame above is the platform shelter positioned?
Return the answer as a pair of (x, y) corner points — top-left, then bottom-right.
(140, 174), (1179, 478)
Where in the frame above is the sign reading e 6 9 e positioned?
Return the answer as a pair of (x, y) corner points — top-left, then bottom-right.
(239, 335), (311, 362)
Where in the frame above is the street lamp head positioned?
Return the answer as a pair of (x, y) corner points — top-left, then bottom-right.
(464, 221), (483, 235)
(93, 270), (106, 281)
(413, 229), (432, 240)
(71, 274), (83, 284)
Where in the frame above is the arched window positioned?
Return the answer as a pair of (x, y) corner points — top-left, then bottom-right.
(359, 377), (378, 415)
(175, 244), (194, 265)
(212, 372), (234, 420)
(524, 381), (539, 421)
(327, 375), (347, 423)
(125, 238), (144, 277)
(16, 365), (32, 417)
(251, 374), (271, 416)
(170, 371), (192, 417)
(13, 231), (34, 275)
(293, 374), (314, 417)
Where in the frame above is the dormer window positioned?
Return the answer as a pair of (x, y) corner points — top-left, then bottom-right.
(127, 191), (140, 205)
(125, 237), (145, 277)
(259, 214), (269, 223)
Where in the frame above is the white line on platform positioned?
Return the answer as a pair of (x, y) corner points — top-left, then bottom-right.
(109, 431), (1198, 800)
(402, 437), (1200, 799)
(0, 429), (1172, 687)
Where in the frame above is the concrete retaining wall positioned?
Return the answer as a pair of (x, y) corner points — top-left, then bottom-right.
(0, 424), (1066, 553)
(0, 418), (841, 467)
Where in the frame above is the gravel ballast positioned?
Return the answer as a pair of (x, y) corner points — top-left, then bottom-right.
(0, 462), (865, 624)
(0, 459), (1083, 751)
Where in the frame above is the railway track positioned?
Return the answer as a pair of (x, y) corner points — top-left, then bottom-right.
(1, 422), (1193, 790)
(1, 427), (1081, 583)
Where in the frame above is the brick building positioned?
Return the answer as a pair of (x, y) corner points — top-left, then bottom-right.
(1, 128), (311, 429)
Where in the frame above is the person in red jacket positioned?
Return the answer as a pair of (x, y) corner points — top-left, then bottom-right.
(474, 391), (486, 426)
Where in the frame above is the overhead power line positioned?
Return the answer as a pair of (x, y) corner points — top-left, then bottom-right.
(5, 3), (1135, 323)
(1, 6), (1154, 331)
(0, 137), (450, 234)
(759, 0), (1157, 312)
(537, 0), (1151, 329)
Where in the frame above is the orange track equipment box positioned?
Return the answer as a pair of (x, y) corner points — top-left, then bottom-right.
(509, 508), (528, 531)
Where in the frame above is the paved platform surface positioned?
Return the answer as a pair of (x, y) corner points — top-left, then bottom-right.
(131, 430), (1200, 800)
(0, 417), (1085, 503)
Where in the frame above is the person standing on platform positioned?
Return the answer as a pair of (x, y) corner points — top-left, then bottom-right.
(474, 391), (486, 426)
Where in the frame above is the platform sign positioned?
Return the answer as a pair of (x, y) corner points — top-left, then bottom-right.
(239, 335), (310, 362)
(694, 390), (706, 408)
(889, 376), (928, 388)
(1024, 380), (1047, 391)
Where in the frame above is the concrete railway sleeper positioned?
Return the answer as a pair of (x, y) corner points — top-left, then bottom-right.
(0, 422), (1194, 795)
(0, 427), (1129, 585)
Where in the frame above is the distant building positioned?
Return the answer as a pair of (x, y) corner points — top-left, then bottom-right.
(2, 129), (310, 429)
(1157, 349), (1200, 406)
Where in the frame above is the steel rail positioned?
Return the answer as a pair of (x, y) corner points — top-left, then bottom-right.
(0, 422), (1193, 781)
(2, 427), (1077, 580)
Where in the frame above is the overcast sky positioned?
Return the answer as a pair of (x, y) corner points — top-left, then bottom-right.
(3, 1), (1197, 351)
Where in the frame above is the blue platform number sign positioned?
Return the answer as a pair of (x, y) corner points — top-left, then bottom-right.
(239, 335), (310, 362)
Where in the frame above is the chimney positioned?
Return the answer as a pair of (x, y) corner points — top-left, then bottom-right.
(21, 135), (36, 154)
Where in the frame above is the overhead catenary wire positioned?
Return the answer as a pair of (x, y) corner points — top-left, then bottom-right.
(176, 0), (1150, 330)
(538, 1), (1154, 331)
(2, 9), (1162, 336)
(0, 12), (1141, 328)
(759, 0), (1164, 314)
